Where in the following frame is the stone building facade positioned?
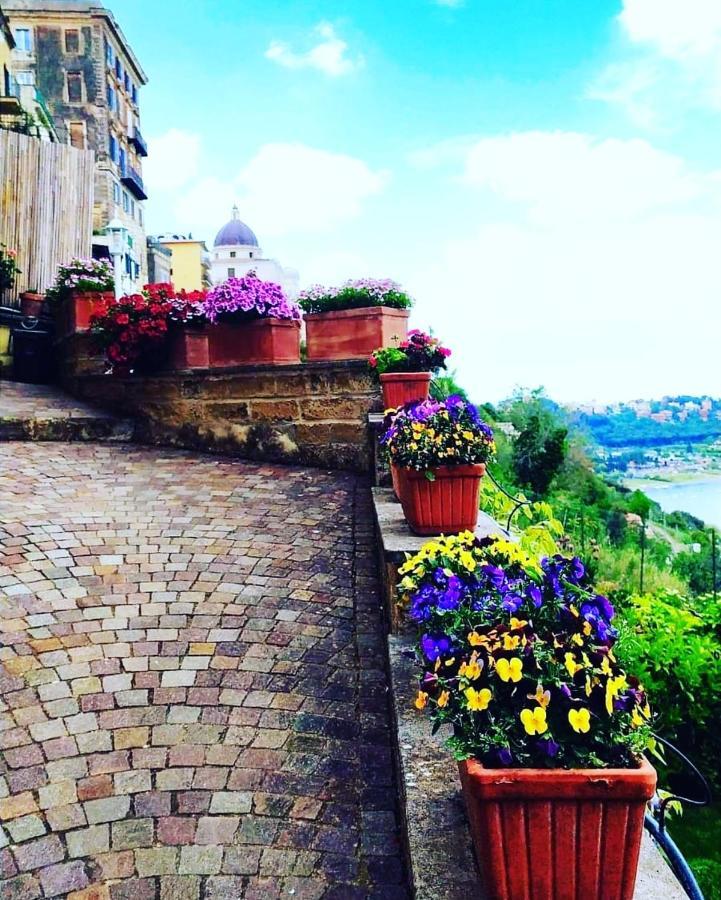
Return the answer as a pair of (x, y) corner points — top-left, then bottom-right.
(4, 0), (148, 290)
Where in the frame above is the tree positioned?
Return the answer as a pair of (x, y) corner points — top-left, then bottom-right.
(512, 413), (568, 496)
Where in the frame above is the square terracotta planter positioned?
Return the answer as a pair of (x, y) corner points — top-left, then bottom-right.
(207, 317), (301, 367)
(396, 463), (486, 535)
(167, 325), (209, 370)
(304, 306), (409, 361)
(380, 371), (431, 410)
(459, 756), (656, 900)
(58, 290), (113, 338)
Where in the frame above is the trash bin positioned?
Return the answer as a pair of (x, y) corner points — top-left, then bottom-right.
(12, 319), (54, 384)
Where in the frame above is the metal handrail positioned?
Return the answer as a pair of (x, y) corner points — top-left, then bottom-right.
(484, 466), (536, 532)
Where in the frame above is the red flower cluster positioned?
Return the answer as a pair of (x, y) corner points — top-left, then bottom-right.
(91, 283), (207, 373)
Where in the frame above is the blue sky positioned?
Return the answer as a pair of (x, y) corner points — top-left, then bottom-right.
(118, 0), (721, 404)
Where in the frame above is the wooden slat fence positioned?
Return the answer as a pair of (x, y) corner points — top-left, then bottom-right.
(0, 130), (94, 307)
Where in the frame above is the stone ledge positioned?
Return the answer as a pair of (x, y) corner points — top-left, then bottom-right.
(386, 634), (686, 900)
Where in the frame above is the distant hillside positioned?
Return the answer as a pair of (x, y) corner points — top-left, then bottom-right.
(567, 395), (721, 447)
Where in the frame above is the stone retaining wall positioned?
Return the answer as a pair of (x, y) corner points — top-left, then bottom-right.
(60, 335), (380, 471)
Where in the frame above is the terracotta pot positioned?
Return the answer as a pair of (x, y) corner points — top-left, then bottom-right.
(59, 290), (113, 337)
(167, 325), (209, 370)
(390, 462), (403, 502)
(397, 463), (486, 535)
(207, 317), (300, 367)
(459, 756), (656, 900)
(20, 292), (44, 317)
(380, 371), (431, 409)
(305, 306), (409, 361)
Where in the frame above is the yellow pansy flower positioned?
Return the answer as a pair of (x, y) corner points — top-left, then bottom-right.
(414, 691), (428, 710)
(468, 631), (487, 647)
(465, 687), (492, 711)
(437, 690), (450, 708)
(631, 707), (645, 728)
(605, 674), (627, 715)
(459, 656), (482, 681)
(565, 652), (583, 677)
(520, 707), (548, 735)
(568, 708), (591, 733)
(510, 617), (528, 630)
(503, 633), (520, 651)
(496, 657), (523, 683)
(527, 684), (551, 708)
(571, 633), (584, 647)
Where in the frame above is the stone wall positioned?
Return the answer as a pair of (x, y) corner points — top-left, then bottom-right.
(60, 337), (381, 472)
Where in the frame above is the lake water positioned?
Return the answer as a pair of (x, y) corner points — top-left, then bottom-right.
(641, 479), (721, 529)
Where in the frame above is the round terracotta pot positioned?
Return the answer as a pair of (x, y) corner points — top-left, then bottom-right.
(20, 292), (44, 317)
(380, 371), (431, 410)
(396, 463), (486, 535)
(458, 756), (656, 900)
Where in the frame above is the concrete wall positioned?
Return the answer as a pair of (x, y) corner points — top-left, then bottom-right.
(60, 337), (381, 471)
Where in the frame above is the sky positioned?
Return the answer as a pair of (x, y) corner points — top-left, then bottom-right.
(116, 0), (721, 404)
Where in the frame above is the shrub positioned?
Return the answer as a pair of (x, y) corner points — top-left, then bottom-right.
(398, 533), (652, 768)
(298, 278), (413, 313)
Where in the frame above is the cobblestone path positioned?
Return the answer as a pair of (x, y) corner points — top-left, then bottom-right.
(0, 443), (407, 899)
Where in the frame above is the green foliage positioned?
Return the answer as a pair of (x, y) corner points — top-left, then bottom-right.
(512, 413), (568, 495)
(628, 490), (652, 519)
(479, 476), (564, 559)
(430, 371), (468, 402)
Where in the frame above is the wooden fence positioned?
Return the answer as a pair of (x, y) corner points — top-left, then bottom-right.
(0, 130), (94, 307)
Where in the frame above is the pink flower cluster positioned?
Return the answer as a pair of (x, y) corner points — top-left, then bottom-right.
(203, 272), (300, 323)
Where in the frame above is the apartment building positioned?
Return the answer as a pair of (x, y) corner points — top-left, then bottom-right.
(4, 1), (148, 291)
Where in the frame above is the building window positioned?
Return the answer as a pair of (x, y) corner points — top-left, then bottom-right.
(131, 84), (138, 105)
(68, 122), (85, 149)
(16, 71), (35, 85)
(230, 251), (236, 258)
(115, 57), (122, 80)
(119, 147), (126, 175)
(67, 72), (83, 103)
(130, 198), (135, 217)
(228, 268), (235, 278)
(64, 29), (80, 53)
(107, 84), (116, 112)
(122, 191), (129, 213)
(113, 181), (121, 205)
(249, 252), (253, 258)
(108, 133), (117, 163)
(138, 208), (143, 226)
(105, 38), (114, 66)
(14, 28), (32, 51)
(124, 72), (130, 92)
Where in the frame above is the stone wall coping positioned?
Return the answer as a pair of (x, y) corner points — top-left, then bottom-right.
(371, 486), (509, 563)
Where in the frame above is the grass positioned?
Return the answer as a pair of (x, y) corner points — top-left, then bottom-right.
(666, 804), (721, 899)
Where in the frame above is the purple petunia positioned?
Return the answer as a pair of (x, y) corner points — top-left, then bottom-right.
(203, 272), (300, 323)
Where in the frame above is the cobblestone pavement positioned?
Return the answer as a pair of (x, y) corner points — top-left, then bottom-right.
(0, 442), (408, 899)
(0, 383), (110, 420)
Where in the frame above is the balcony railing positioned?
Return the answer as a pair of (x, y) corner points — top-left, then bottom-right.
(0, 69), (22, 115)
(128, 125), (147, 157)
(121, 164), (148, 200)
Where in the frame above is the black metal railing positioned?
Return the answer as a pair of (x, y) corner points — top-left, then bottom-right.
(121, 164), (147, 200)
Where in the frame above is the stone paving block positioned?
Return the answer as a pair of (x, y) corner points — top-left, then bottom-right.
(135, 846), (178, 877)
(66, 823), (110, 857)
(5, 815), (46, 843)
(178, 844), (223, 875)
(84, 795), (131, 824)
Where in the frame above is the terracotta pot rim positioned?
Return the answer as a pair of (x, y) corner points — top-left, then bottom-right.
(379, 371), (432, 383)
(304, 306), (410, 321)
(459, 755), (656, 800)
(20, 291), (44, 300)
(396, 463), (486, 479)
(212, 317), (300, 329)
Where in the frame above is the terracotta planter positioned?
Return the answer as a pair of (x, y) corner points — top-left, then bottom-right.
(459, 756), (656, 900)
(58, 290), (113, 337)
(397, 463), (486, 535)
(20, 292), (44, 317)
(305, 306), (409, 361)
(380, 371), (431, 409)
(208, 317), (300, 367)
(167, 325), (209, 370)
(390, 462), (403, 502)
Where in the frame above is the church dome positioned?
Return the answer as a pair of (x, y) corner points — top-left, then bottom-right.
(213, 206), (259, 247)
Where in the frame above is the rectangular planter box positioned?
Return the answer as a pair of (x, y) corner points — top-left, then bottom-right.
(305, 306), (409, 361)
(167, 325), (209, 370)
(207, 318), (301, 367)
(58, 290), (113, 338)
(459, 756), (656, 900)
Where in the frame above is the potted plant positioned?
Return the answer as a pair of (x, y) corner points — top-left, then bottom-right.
(380, 396), (495, 534)
(20, 289), (44, 318)
(299, 278), (412, 361)
(0, 243), (21, 297)
(45, 257), (114, 337)
(90, 291), (172, 375)
(369, 330), (451, 409)
(203, 272), (301, 367)
(144, 283), (209, 370)
(399, 533), (656, 900)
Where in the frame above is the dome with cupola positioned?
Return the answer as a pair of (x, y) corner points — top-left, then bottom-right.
(213, 206), (259, 248)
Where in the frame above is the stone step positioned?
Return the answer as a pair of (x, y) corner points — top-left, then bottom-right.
(0, 380), (135, 443)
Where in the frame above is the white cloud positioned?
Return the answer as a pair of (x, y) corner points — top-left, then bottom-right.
(591, 0), (721, 120)
(407, 130), (721, 402)
(265, 22), (361, 77)
(144, 129), (201, 192)
(145, 138), (387, 244)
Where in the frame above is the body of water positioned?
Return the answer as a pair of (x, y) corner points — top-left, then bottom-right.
(641, 479), (721, 529)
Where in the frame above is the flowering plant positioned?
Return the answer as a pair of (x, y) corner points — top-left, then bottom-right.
(298, 278), (413, 314)
(45, 257), (113, 304)
(399, 532), (652, 769)
(145, 283), (207, 328)
(0, 243), (20, 291)
(381, 396), (495, 471)
(91, 291), (172, 373)
(203, 272), (300, 323)
(369, 330), (450, 380)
